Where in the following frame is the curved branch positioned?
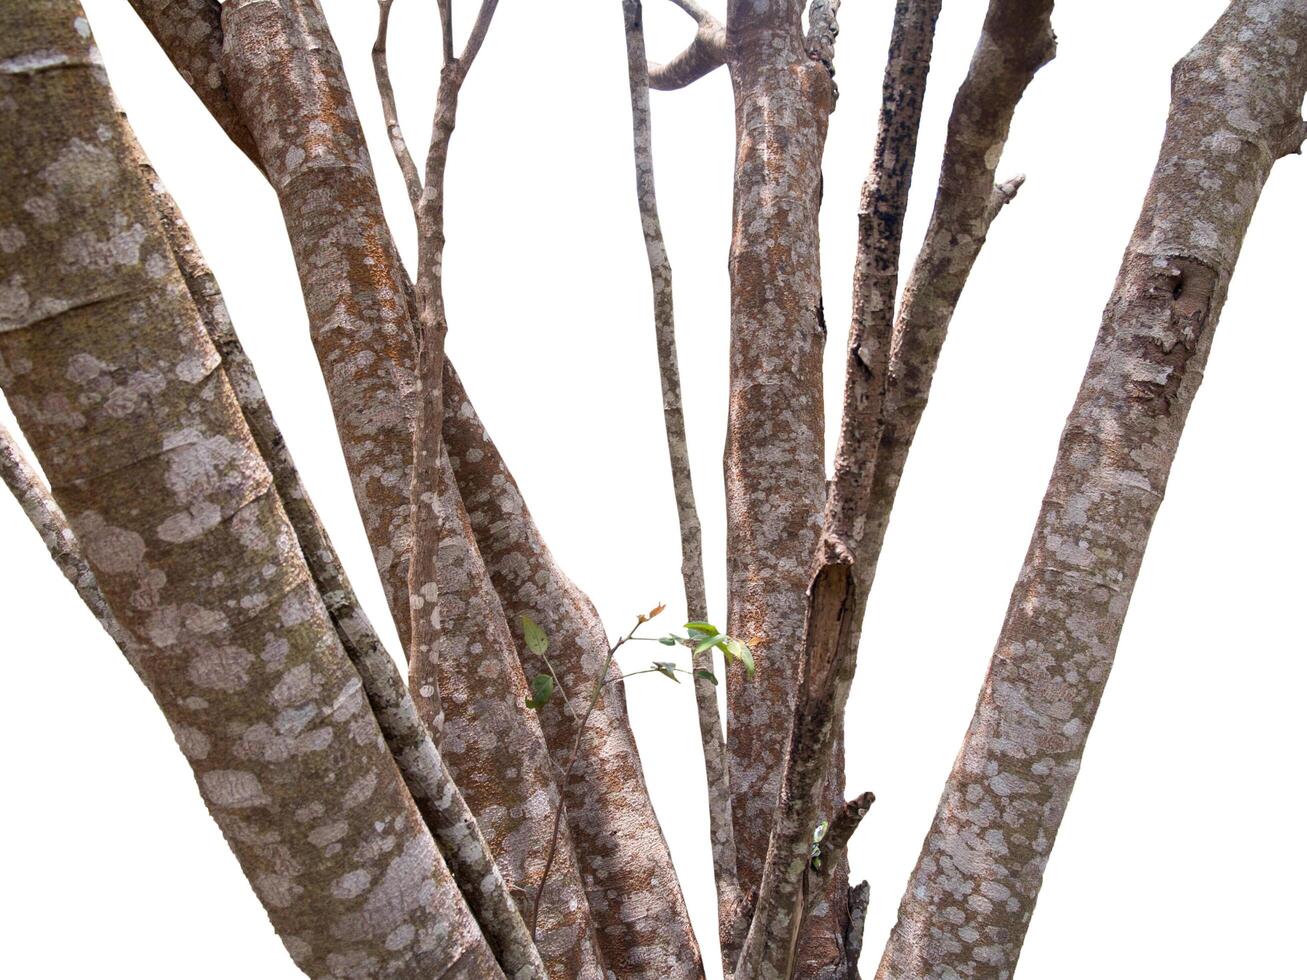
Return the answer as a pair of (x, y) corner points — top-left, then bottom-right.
(372, 0), (423, 210)
(649, 16), (726, 91)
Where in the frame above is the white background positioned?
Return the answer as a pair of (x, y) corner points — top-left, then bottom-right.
(3, 1), (1304, 976)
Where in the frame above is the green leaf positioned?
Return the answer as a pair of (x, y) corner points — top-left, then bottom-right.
(652, 661), (680, 683)
(524, 672), (554, 709)
(695, 669), (719, 686)
(694, 636), (719, 655)
(659, 635), (679, 646)
(812, 819), (829, 844)
(684, 621), (719, 637)
(722, 636), (756, 678)
(521, 615), (548, 657)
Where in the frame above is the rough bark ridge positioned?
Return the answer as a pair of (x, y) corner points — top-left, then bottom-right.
(220, 0), (419, 652)
(878, 2), (1307, 975)
(0, 5), (501, 975)
(127, 5), (703, 972)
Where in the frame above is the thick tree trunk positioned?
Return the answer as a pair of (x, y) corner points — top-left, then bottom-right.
(0, 5), (500, 975)
(877, 2), (1307, 975)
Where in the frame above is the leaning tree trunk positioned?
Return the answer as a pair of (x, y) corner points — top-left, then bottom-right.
(0, 4), (502, 975)
(125, 4), (704, 973)
(877, 1), (1307, 976)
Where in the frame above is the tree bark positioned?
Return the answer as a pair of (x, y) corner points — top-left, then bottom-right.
(134, 141), (546, 978)
(877, 2), (1307, 975)
(129, 6), (705, 971)
(722, 0), (833, 900)
(0, 6), (501, 975)
(220, 0), (419, 652)
(623, 2), (740, 965)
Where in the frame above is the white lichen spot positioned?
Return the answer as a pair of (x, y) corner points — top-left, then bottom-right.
(331, 868), (372, 900)
(200, 769), (269, 809)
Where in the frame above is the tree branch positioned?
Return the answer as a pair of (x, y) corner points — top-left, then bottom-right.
(131, 6), (705, 970)
(0, 7), (504, 972)
(735, 2), (940, 976)
(372, 0), (423, 211)
(622, 0), (740, 960)
(648, 1), (726, 93)
(127, 131), (547, 980)
(878, 1), (1307, 974)
(859, 0), (1056, 600)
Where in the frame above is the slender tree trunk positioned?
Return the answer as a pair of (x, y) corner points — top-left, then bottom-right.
(878, 2), (1307, 975)
(128, 5), (705, 971)
(0, 5), (500, 974)
(220, 0), (419, 651)
(722, 0), (833, 916)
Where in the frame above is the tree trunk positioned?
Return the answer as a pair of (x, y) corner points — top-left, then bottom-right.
(877, 2), (1307, 975)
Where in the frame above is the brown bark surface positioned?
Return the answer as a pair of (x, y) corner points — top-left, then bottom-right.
(131, 7), (703, 969)
(0, 6), (500, 975)
(220, 0), (419, 651)
(442, 363), (706, 979)
(878, 1), (1307, 975)
(138, 146), (546, 978)
(722, 0), (833, 898)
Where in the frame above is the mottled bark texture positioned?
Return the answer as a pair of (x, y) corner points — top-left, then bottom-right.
(136, 147), (546, 979)
(126, 0), (263, 169)
(859, 0), (1055, 600)
(648, 0), (726, 92)
(878, 2), (1307, 976)
(220, 0), (418, 652)
(0, 5), (503, 976)
(623, 2), (739, 961)
(1, 423), (147, 673)
(736, 5), (939, 978)
(442, 364), (706, 979)
(132, 6), (702, 971)
(722, 0), (833, 897)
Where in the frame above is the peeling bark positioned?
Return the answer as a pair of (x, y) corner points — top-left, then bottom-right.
(623, 1), (739, 962)
(0, 6), (501, 975)
(220, 0), (419, 652)
(877, 2), (1307, 976)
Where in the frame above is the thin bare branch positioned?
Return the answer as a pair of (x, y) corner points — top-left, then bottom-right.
(622, 1), (740, 962)
(0, 425), (146, 673)
(878, 0), (1307, 974)
(373, 0), (424, 211)
(857, 0), (1056, 601)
